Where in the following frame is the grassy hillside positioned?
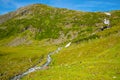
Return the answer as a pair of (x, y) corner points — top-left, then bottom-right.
(23, 32), (120, 80)
(0, 4), (120, 80)
(0, 40), (58, 80)
(0, 4), (120, 43)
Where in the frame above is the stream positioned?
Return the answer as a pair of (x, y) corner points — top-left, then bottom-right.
(11, 42), (71, 80)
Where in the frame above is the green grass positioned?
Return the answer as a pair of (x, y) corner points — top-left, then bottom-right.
(0, 41), (57, 80)
(22, 32), (120, 80)
(1, 4), (120, 41)
(0, 4), (120, 80)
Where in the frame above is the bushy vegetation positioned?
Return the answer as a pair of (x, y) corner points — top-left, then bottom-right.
(0, 4), (109, 40)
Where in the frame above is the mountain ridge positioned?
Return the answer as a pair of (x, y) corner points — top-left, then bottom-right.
(1, 4), (119, 42)
(0, 4), (120, 45)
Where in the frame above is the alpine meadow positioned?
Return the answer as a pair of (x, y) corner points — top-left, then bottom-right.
(0, 4), (120, 80)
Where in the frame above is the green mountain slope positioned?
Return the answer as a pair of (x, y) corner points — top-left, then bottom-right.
(0, 4), (120, 80)
(23, 32), (120, 80)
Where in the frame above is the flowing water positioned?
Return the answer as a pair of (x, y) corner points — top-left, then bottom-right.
(10, 47), (62, 80)
(11, 42), (71, 80)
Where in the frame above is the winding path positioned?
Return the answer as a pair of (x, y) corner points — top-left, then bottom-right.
(11, 42), (71, 80)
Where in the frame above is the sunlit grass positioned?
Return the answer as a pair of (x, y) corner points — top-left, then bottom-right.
(23, 32), (120, 80)
(0, 41), (57, 80)
(0, 4), (120, 80)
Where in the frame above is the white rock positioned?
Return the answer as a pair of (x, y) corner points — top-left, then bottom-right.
(65, 42), (71, 48)
(105, 12), (111, 16)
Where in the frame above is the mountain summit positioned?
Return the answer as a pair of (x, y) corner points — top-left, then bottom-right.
(0, 4), (120, 44)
